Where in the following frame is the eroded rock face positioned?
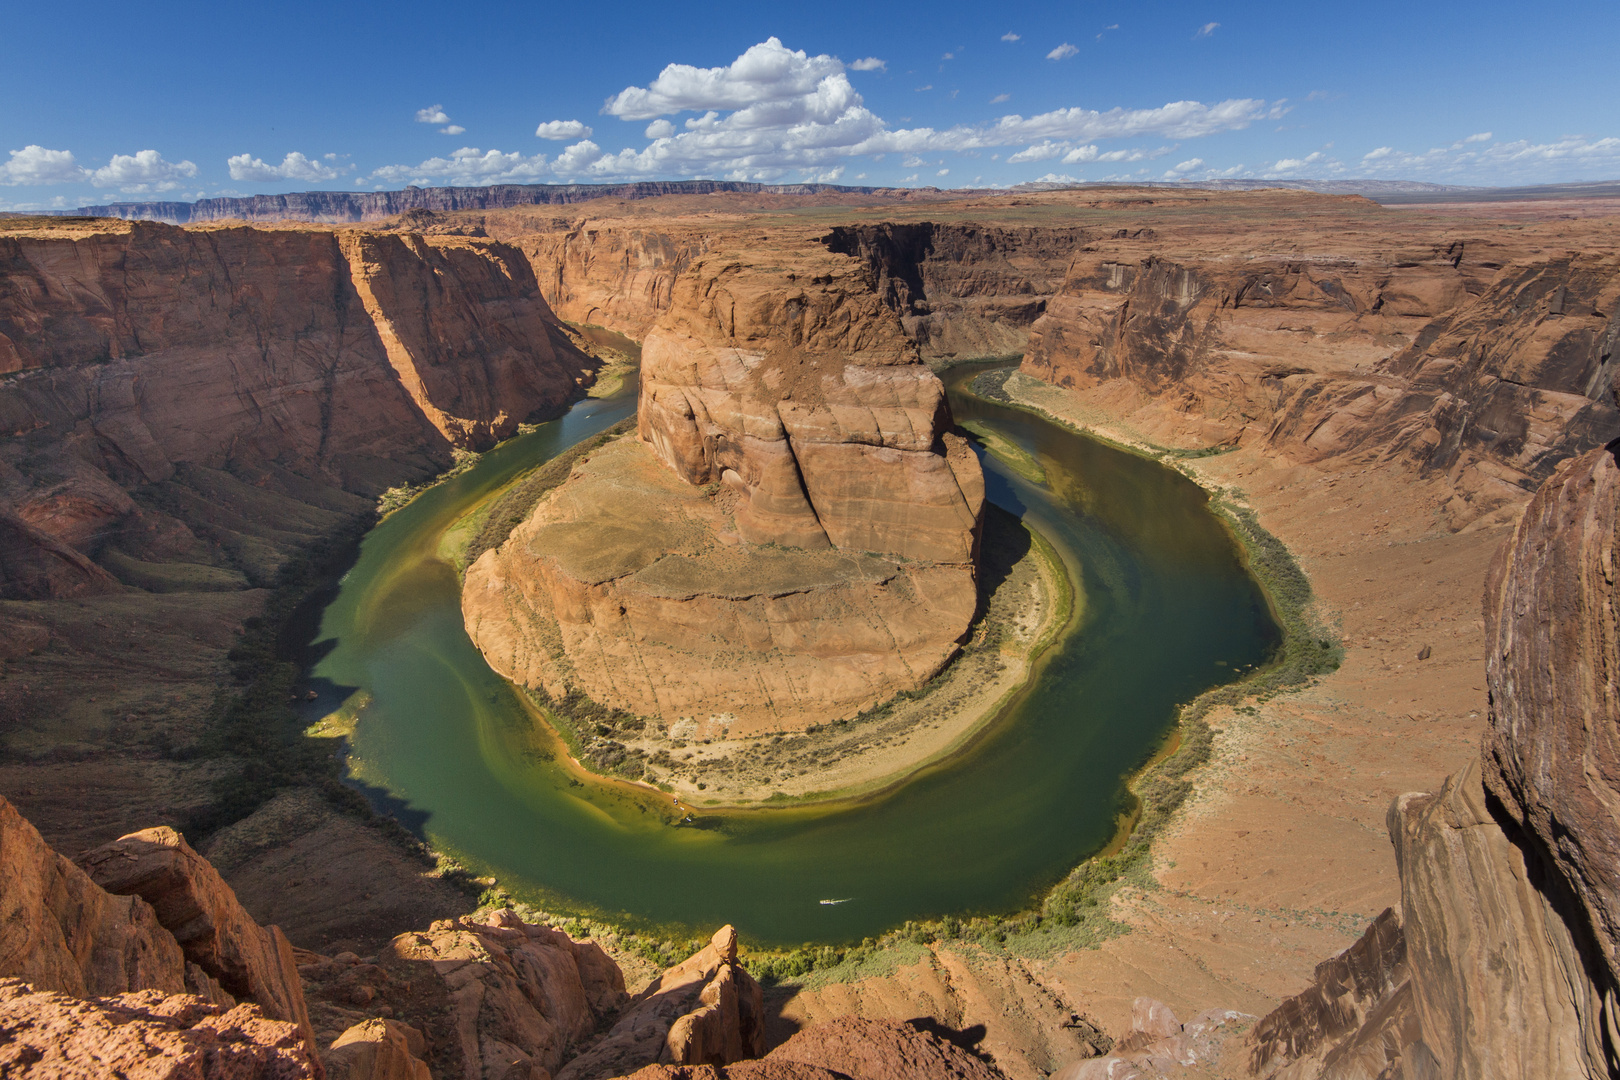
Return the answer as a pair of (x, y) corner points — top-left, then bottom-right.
(1481, 442), (1620, 995)
(0, 796), (184, 999)
(77, 825), (320, 1064)
(463, 436), (979, 729)
(324, 1018), (432, 1080)
(0, 220), (591, 600)
(1246, 910), (1423, 1080)
(0, 979), (318, 1080)
(1389, 764), (1609, 1079)
(300, 908), (627, 1080)
(1019, 238), (1620, 528)
(465, 249), (983, 729)
(557, 926), (763, 1080)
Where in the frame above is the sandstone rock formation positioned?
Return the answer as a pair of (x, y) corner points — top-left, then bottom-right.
(1246, 910), (1417, 1080)
(464, 248), (984, 729)
(763, 1016), (1004, 1080)
(0, 978), (318, 1079)
(557, 925), (763, 1080)
(1017, 225), (1620, 528)
(0, 796), (184, 999)
(0, 219), (593, 600)
(299, 908), (627, 1080)
(324, 1018), (431, 1080)
(1246, 443), (1620, 1079)
(821, 223), (1085, 361)
(1389, 764), (1606, 1078)
(1481, 441), (1620, 996)
(77, 826), (318, 1057)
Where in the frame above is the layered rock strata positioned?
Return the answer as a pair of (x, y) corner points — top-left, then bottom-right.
(0, 219), (592, 600)
(0, 795), (324, 1072)
(1019, 235), (1620, 528)
(1249, 444), (1620, 1080)
(465, 251), (984, 729)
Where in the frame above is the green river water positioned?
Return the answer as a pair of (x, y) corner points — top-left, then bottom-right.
(306, 365), (1278, 945)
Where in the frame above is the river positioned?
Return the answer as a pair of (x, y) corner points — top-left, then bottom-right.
(305, 362), (1277, 945)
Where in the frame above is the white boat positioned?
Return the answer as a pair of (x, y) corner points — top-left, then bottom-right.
(819, 898), (853, 905)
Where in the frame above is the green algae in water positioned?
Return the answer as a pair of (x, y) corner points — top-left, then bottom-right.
(310, 370), (1278, 946)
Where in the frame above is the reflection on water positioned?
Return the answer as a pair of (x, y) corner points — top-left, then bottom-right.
(309, 365), (1277, 944)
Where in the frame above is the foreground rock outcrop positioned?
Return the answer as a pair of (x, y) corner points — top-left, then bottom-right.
(0, 979), (318, 1079)
(465, 246), (984, 729)
(299, 908), (627, 1080)
(1249, 442), (1620, 1080)
(0, 796), (324, 1074)
(558, 925), (762, 1080)
(78, 826), (319, 1057)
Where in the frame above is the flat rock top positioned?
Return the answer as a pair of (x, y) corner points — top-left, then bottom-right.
(526, 435), (901, 597)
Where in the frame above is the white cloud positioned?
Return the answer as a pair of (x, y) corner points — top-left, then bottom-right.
(990, 93), (1010, 104)
(370, 40), (1269, 185)
(1001, 32), (1021, 42)
(1464, 131), (1492, 143)
(1195, 22), (1220, 37)
(227, 152), (345, 182)
(1008, 141), (1066, 163)
(1267, 150), (1339, 176)
(1353, 134), (1620, 183)
(415, 105), (452, 125)
(1, 145), (86, 185)
(603, 37), (845, 120)
(937, 167), (950, 175)
(1167, 157), (1205, 175)
(89, 150), (198, 192)
(535, 120), (593, 140)
(1047, 43), (1079, 61)
(850, 57), (886, 71)
(915, 84), (934, 92)
(441, 125), (465, 135)
(369, 147), (551, 186)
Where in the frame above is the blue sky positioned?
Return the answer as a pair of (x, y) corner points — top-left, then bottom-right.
(3, 0), (1618, 208)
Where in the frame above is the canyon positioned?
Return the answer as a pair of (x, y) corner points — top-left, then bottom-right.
(1, 185), (1619, 1078)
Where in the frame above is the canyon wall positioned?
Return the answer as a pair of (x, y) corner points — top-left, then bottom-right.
(0, 219), (592, 600)
(1251, 442), (1620, 1080)
(821, 222), (1087, 360)
(464, 243), (986, 730)
(1018, 239), (1620, 526)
